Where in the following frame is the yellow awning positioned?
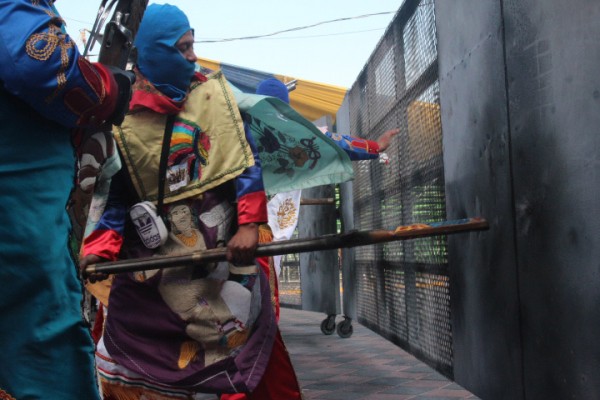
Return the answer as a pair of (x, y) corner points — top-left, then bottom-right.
(197, 57), (347, 124)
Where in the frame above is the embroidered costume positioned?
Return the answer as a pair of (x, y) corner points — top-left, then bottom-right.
(0, 1), (122, 399)
(82, 5), (301, 399)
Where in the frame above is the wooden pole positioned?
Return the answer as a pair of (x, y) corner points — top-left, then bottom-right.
(85, 217), (489, 275)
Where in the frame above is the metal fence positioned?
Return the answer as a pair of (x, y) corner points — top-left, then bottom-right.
(346, 0), (452, 376)
(279, 252), (302, 308)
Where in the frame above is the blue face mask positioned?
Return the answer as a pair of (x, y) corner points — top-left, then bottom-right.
(134, 4), (196, 101)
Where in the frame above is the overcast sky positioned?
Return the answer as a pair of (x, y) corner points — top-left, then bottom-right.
(57, 0), (403, 88)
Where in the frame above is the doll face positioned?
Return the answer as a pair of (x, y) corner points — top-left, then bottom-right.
(169, 204), (194, 232)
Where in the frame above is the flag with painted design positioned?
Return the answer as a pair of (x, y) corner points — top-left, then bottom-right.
(232, 86), (354, 195)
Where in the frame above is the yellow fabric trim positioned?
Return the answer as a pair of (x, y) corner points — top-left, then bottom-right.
(274, 74), (347, 124)
(195, 57), (347, 124)
(196, 57), (220, 73)
(85, 275), (114, 306)
(116, 71), (253, 204)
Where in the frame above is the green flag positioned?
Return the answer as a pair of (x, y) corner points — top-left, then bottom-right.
(232, 86), (354, 195)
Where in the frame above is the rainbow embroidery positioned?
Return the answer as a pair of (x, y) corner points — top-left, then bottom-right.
(169, 118), (211, 182)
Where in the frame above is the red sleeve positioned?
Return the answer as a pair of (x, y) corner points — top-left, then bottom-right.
(82, 229), (123, 261)
(64, 61), (119, 127)
(237, 191), (268, 226)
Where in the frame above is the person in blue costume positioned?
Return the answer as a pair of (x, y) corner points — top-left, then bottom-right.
(253, 77), (400, 326)
(0, 1), (132, 399)
(79, 4), (302, 399)
(256, 77), (400, 160)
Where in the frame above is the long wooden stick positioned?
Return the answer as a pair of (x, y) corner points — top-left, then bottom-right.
(85, 217), (488, 275)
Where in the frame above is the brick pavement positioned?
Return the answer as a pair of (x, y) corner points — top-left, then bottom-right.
(196, 308), (479, 399)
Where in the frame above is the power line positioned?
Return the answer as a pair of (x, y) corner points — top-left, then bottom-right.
(200, 27), (386, 43)
(63, 16), (94, 26)
(63, 10), (396, 43)
(196, 11), (395, 43)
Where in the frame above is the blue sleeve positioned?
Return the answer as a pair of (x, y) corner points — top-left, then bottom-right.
(0, 0), (109, 127)
(236, 123), (266, 198)
(235, 122), (268, 225)
(324, 131), (380, 161)
(95, 180), (128, 236)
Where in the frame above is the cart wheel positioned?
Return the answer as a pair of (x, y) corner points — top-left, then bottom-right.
(320, 314), (336, 335)
(336, 317), (353, 338)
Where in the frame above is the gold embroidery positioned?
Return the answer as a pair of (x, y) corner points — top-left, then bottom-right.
(79, 59), (106, 104)
(176, 230), (198, 247)
(25, 7), (73, 103)
(178, 341), (200, 369)
(26, 28), (60, 61)
(276, 198), (299, 230)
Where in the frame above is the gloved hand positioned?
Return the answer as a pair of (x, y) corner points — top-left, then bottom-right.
(105, 66), (136, 126)
(79, 254), (110, 283)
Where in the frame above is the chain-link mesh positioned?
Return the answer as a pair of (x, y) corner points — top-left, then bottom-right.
(279, 237), (302, 308)
(349, 0), (452, 376)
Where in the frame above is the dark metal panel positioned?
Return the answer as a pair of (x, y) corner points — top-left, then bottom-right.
(336, 97), (357, 319)
(435, 1), (524, 399)
(503, 1), (600, 398)
(298, 115), (340, 314)
(297, 185), (340, 314)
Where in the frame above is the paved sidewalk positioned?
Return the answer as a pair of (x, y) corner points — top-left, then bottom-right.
(197, 308), (479, 399)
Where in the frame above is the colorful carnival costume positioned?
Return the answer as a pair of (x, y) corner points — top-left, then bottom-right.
(0, 1), (125, 399)
(82, 5), (301, 399)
